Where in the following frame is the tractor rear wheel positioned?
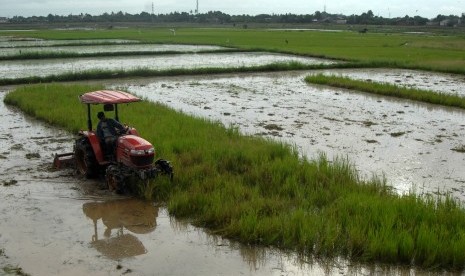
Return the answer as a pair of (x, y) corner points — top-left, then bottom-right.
(74, 138), (98, 178)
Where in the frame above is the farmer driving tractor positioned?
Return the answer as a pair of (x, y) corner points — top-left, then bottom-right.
(53, 90), (173, 192)
(96, 111), (126, 160)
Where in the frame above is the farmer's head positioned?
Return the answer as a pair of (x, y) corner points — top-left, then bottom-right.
(97, 111), (105, 120)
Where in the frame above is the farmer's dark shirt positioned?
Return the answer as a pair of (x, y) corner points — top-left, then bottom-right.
(96, 118), (125, 140)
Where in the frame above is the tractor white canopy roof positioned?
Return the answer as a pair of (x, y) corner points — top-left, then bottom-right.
(79, 90), (141, 104)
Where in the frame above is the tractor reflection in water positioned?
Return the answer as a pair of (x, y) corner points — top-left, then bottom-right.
(82, 198), (158, 260)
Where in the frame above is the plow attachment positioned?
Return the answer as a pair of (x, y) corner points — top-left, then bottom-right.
(53, 152), (75, 169)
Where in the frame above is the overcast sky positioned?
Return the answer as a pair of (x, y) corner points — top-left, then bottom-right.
(1, 0), (464, 19)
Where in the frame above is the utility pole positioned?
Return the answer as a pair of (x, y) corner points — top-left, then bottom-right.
(151, 2), (154, 23)
(195, 0), (199, 14)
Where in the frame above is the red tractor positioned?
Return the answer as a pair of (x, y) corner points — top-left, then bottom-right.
(54, 90), (173, 193)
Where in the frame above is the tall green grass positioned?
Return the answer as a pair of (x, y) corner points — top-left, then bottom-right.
(306, 74), (465, 109)
(5, 83), (465, 270)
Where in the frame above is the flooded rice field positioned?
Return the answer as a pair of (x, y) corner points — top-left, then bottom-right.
(120, 69), (465, 199)
(0, 37), (137, 47)
(0, 52), (336, 79)
(0, 44), (231, 57)
(1, 41), (465, 275)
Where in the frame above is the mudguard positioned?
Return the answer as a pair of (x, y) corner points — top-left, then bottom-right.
(80, 130), (105, 164)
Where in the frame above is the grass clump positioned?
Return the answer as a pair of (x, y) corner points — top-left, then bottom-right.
(451, 145), (465, 153)
(306, 73), (465, 109)
(5, 83), (465, 270)
(2, 265), (30, 276)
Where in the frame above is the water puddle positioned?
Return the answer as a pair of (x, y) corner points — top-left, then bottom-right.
(268, 28), (345, 32)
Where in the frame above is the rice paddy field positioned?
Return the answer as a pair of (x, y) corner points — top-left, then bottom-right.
(1, 26), (465, 275)
(0, 52), (335, 79)
(2, 26), (464, 73)
(0, 43), (230, 57)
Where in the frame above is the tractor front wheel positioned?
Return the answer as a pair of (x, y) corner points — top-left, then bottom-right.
(155, 159), (174, 181)
(105, 165), (124, 193)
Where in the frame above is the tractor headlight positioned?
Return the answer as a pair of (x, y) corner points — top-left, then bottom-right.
(130, 149), (145, 155)
(130, 147), (154, 155)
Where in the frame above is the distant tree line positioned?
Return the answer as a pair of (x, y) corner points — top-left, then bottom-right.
(6, 10), (465, 27)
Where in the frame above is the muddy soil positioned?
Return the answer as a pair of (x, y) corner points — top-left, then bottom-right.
(119, 69), (465, 200)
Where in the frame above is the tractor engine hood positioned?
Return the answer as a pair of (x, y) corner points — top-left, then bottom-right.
(119, 135), (154, 153)
(117, 135), (155, 168)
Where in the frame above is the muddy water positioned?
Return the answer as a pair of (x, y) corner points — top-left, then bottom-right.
(0, 53), (336, 79)
(120, 69), (465, 200)
(0, 44), (232, 57)
(0, 90), (348, 276)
